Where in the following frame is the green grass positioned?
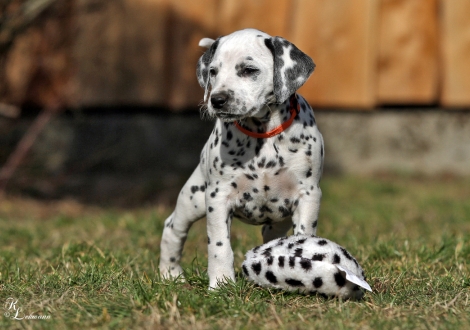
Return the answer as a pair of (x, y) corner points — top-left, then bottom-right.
(0, 175), (469, 329)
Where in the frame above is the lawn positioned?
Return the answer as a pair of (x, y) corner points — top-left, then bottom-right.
(0, 175), (469, 329)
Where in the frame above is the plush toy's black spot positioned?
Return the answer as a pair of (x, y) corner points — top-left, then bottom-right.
(278, 256), (285, 267)
(227, 130), (233, 140)
(333, 254), (341, 264)
(264, 185), (270, 191)
(285, 279), (304, 287)
(290, 137), (301, 143)
(200, 185), (206, 192)
(265, 271), (277, 284)
(294, 248), (303, 257)
(208, 237), (211, 244)
(253, 188), (259, 193)
(216, 241), (223, 246)
(191, 186), (199, 194)
(312, 220), (318, 228)
(296, 238), (306, 245)
(242, 264), (249, 276)
(313, 277), (323, 288)
(300, 259), (312, 271)
(270, 198), (279, 203)
(266, 256), (274, 265)
(231, 182), (237, 188)
(312, 253), (325, 261)
(317, 240), (328, 246)
(169, 257), (176, 262)
(208, 207), (214, 212)
(262, 248), (272, 257)
(340, 247), (353, 260)
(287, 243), (294, 249)
(334, 272), (346, 287)
(252, 262), (262, 275)
(289, 256), (296, 268)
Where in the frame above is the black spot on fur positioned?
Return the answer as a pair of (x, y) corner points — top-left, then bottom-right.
(294, 248), (303, 257)
(334, 272), (346, 287)
(265, 271), (277, 284)
(278, 256), (285, 268)
(306, 168), (312, 178)
(216, 241), (223, 246)
(262, 248), (272, 257)
(285, 279), (304, 287)
(312, 253), (325, 261)
(245, 174), (255, 180)
(300, 259), (312, 271)
(266, 256), (274, 265)
(231, 182), (237, 188)
(289, 256), (296, 268)
(243, 192), (253, 201)
(242, 264), (249, 276)
(252, 262), (262, 275)
(318, 240), (328, 246)
(333, 254), (341, 264)
(191, 186), (199, 194)
(313, 277), (323, 288)
(208, 207), (214, 212)
(340, 247), (353, 260)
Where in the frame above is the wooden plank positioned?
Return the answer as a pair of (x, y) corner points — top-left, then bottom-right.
(166, 0), (218, 109)
(74, 0), (169, 106)
(440, 0), (470, 107)
(376, 0), (439, 105)
(216, 0), (291, 36)
(291, 0), (378, 108)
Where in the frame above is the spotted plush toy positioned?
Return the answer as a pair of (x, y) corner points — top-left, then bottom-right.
(242, 235), (372, 300)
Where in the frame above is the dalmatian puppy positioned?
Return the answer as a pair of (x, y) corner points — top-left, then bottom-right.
(159, 28), (324, 289)
(242, 235), (372, 300)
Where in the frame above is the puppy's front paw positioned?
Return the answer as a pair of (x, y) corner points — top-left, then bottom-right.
(159, 263), (185, 280)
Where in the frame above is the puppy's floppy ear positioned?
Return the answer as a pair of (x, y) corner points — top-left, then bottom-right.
(199, 38), (215, 49)
(264, 37), (315, 103)
(196, 38), (220, 89)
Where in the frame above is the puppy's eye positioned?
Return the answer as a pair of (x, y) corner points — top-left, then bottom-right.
(242, 67), (259, 75)
(209, 68), (217, 76)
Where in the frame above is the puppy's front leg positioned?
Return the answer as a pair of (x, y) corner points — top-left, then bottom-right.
(292, 187), (322, 236)
(206, 191), (235, 289)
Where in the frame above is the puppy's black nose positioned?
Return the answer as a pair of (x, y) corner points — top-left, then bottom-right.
(210, 92), (228, 109)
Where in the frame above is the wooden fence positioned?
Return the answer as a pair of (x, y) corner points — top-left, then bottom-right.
(1, 0), (470, 110)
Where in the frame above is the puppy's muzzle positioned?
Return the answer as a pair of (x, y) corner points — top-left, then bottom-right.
(210, 92), (229, 109)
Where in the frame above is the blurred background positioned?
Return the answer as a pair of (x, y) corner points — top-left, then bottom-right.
(0, 0), (469, 205)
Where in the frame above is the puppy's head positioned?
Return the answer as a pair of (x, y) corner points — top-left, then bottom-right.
(197, 29), (315, 121)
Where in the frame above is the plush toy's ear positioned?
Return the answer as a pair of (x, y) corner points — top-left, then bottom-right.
(196, 38), (220, 89)
(264, 37), (315, 103)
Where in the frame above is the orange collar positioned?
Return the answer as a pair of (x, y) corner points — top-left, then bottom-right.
(234, 94), (300, 139)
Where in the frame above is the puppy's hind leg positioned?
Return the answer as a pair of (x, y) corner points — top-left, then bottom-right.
(159, 164), (206, 278)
